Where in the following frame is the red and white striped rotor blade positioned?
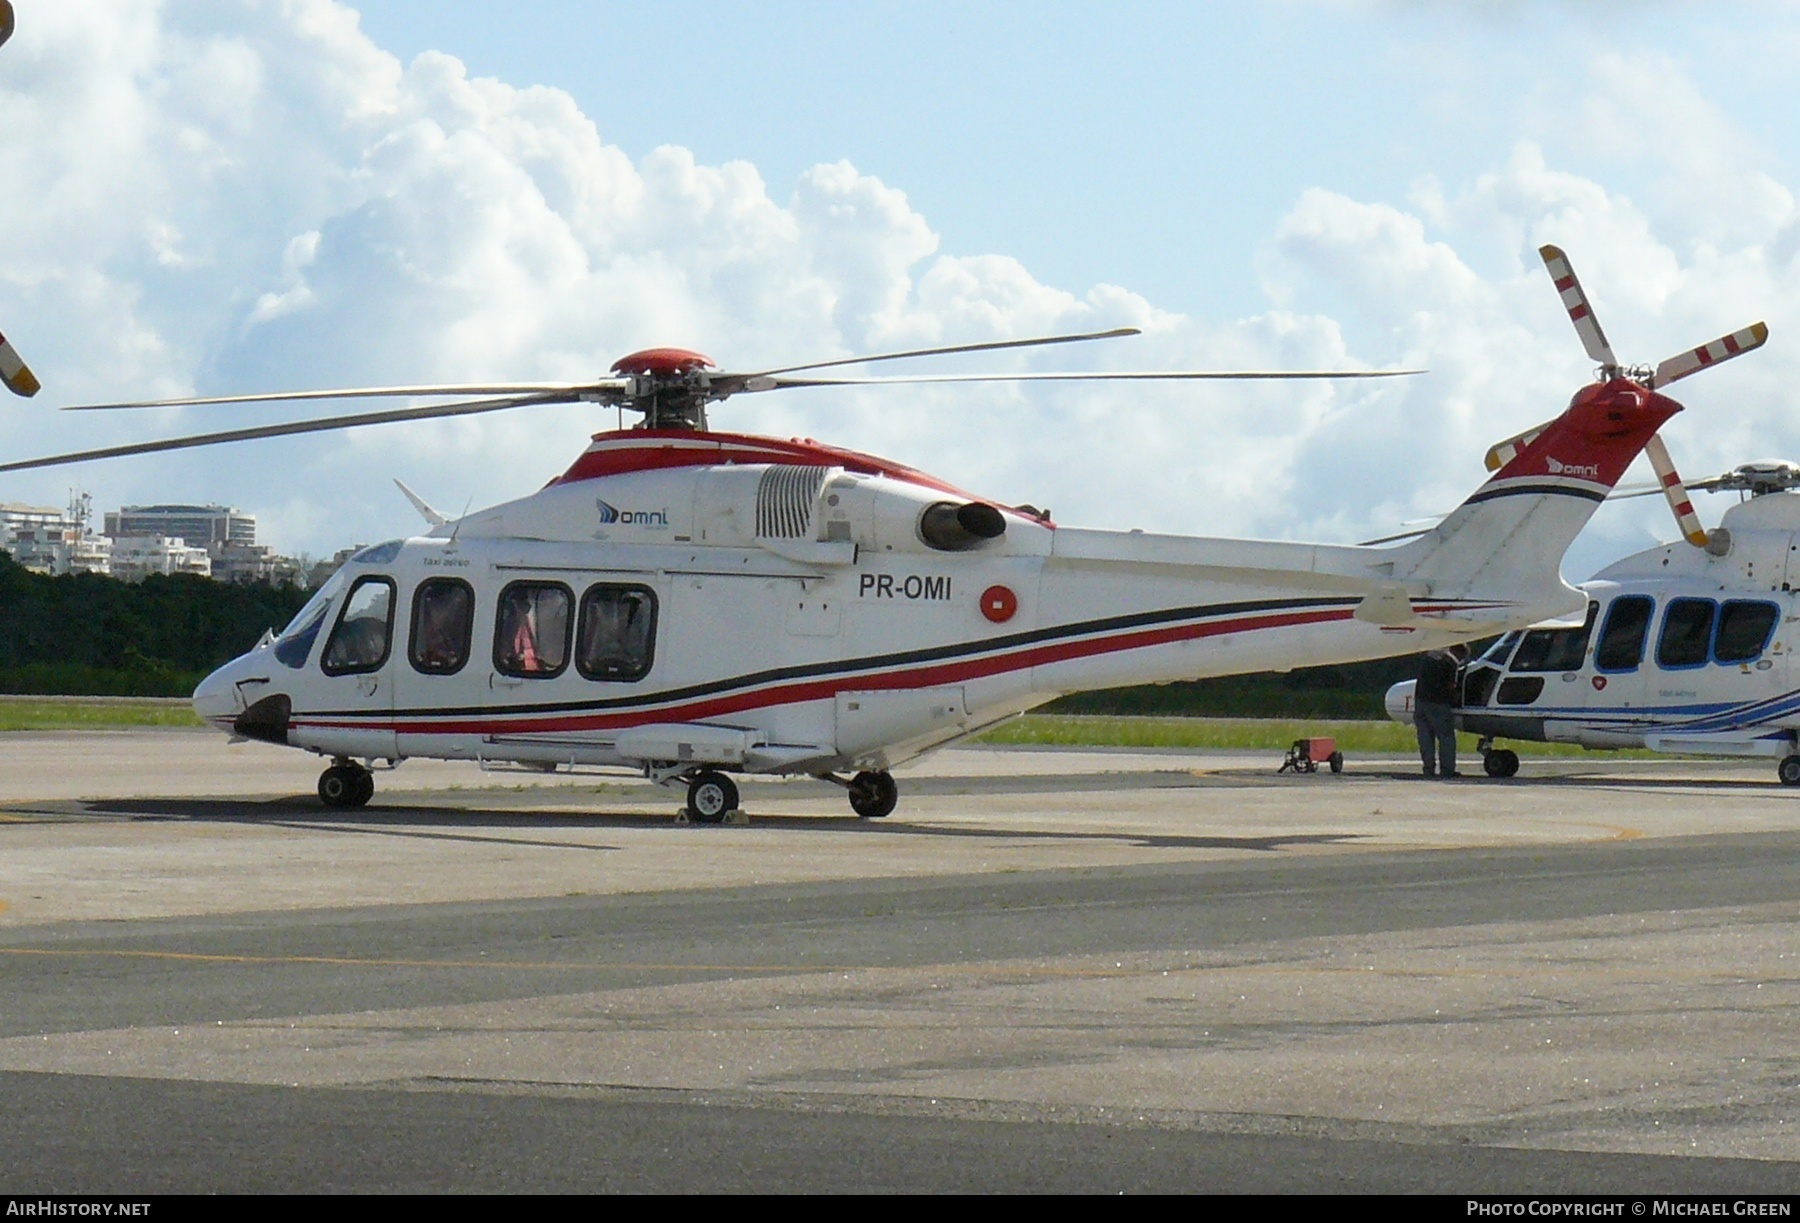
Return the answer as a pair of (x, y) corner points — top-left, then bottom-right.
(1539, 245), (1618, 369)
(1643, 433), (1709, 548)
(0, 329), (39, 397)
(1483, 419), (1552, 472)
(1652, 322), (1769, 389)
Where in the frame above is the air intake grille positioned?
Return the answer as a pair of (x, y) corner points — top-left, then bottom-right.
(755, 465), (829, 539)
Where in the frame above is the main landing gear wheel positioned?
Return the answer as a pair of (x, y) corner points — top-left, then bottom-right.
(1328, 751), (1344, 774)
(686, 770), (739, 824)
(1483, 749), (1521, 779)
(319, 763), (373, 808)
(1779, 755), (1800, 786)
(848, 770), (898, 819)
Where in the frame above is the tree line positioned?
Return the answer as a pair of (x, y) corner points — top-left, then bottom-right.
(0, 553), (310, 696)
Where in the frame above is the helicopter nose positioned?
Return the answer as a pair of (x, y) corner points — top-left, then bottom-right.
(191, 665), (240, 727)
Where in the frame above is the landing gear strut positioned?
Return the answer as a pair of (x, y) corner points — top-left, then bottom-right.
(318, 760), (374, 808)
(847, 770), (898, 819)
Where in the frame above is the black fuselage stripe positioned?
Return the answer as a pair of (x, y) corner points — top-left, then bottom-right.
(1463, 484), (1607, 505)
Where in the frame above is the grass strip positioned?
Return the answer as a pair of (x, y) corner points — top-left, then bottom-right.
(975, 714), (1650, 757)
(0, 698), (205, 731)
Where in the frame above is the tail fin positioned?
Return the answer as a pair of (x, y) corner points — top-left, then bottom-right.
(1388, 379), (1679, 620)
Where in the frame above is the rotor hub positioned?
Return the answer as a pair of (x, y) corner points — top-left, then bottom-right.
(610, 348), (719, 430)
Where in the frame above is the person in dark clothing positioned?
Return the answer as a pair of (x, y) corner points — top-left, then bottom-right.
(1415, 643), (1469, 778)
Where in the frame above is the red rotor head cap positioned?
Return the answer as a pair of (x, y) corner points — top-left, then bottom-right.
(611, 347), (716, 377)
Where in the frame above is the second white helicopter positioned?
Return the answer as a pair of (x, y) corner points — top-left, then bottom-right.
(1387, 247), (1796, 781)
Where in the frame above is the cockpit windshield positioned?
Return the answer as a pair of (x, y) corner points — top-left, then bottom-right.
(272, 571), (347, 670)
(1509, 602), (1599, 673)
(1480, 632), (1521, 667)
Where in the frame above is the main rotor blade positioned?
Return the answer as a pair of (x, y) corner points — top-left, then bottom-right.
(0, 391), (575, 474)
(63, 382), (612, 411)
(0, 329), (39, 397)
(1643, 432), (1709, 547)
(1539, 244), (1618, 369)
(745, 328), (1142, 378)
(744, 368), (1423, 391)
(1652, 322), (1769, 388)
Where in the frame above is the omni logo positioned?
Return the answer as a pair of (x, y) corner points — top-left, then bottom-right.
(1546, 456), (1600, 479)
(596, 499), (670, 528)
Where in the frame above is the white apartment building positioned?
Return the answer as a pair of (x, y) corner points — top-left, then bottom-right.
(108, 535), (211, 582)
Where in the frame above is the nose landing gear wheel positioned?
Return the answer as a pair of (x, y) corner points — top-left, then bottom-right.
(847, 770), (898, 818)
(319, 763), (373, 808)
(1483, 749), (1520, 779)
(1779, 754), (1800, 786)
(686, 770), (739, 824)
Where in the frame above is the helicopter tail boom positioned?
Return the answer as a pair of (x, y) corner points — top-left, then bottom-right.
(1389, 378), (1681, 615)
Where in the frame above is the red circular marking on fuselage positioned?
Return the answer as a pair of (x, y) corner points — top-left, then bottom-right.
(1592, 675), (1607, 691)
(981, 585), (1018, 623)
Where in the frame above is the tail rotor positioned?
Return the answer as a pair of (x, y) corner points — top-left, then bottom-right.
(1495, 245), (1769, 548)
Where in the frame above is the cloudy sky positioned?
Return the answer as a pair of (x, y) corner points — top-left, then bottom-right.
(1, 1), (1796, 580)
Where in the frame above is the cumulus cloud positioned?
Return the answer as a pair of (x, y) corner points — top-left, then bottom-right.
(0, 2), (1795, 588)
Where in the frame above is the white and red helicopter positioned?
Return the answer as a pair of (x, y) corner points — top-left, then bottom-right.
(0, 260), (1738, 818)
(1386, 246), (1785, 780)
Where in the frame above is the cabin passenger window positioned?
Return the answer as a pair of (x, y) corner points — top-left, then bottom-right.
(494, 582), (572, 678)
(1509, 602), (1598, 673)
(321, 576), (396, 675)
(410, 578), (475, 675)
(1715, 601), (1780, 664)
(576, 585), (657, 682)
(1595, 596), (1654, 672)
(1480, 632), (1522, 668)
(1656, 598), (1716, 669)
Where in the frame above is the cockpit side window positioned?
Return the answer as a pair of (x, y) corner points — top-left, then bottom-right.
(494, 581), (572, 678)
(321, 576), (396, 676)
(1656, 598), (1716, 670)
(409, 578), (475, 676)
(1510, 602), (1598, 673)
(1715, 600), (1780, 664)
(1595, 596), (1654, 672)
(576, 584), (657, 682)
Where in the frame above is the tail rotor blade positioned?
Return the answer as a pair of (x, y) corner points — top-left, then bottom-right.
(1539, 245), (1619, 370)
(1652, 322), (1769, 388)
(1484, 419), (1553, 472)
(1644, 432), (1709, 547)
(0, 329), (40, 397)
